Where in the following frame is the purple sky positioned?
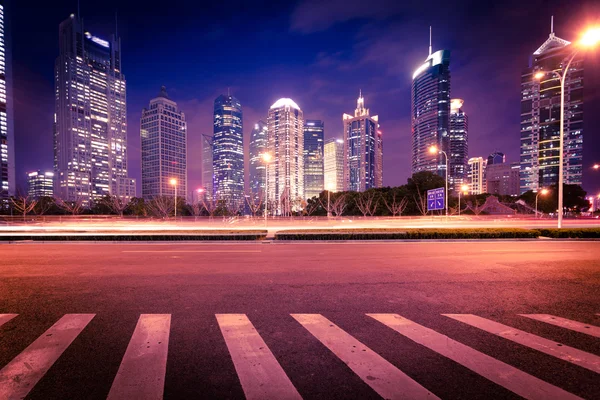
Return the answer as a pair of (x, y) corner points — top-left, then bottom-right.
(11, 0), (600, 197)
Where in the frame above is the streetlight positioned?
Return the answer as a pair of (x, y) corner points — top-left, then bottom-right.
(458, 184), (469, 216)
(534, 26), (600, 228)
(170, 178), (177, 218)
(326, 183), (335, 217)
(593, 164), (599, 170)
(429, 145), (448, 217)
(535, 188), (549, 219)
(262, 153), (272, 224)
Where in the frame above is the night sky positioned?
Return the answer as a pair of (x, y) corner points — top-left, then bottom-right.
(10, 0), (600, 197)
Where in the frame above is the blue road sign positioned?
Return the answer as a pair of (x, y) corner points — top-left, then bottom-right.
(427, 187), (445, 211)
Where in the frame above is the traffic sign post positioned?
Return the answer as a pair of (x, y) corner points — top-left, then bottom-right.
(427, 187), (445, 212)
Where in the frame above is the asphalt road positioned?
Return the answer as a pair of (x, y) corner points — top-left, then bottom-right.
(0, 241), (599, 399)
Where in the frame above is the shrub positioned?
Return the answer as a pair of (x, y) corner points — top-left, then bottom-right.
(539, 228), (600, 238)
(275, 228), (540, 240)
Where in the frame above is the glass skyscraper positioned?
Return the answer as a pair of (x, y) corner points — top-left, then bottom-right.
(343, 92), (382, 192)
(249, 120), (267, 203)
(140, 86), (187, 200)
(54, 14), (135, 205)
(0, 0), (14, 199)
(201, 134), (214, 201)
(411, 49), (451, 180)
(267, 98), (304, 215)
(449, 99), (468, 191)
(520, 22), (583, 193)
(27, 171), (54, 199)
(488, 151), (505, 165)
(303, 120), (324, 199)
(213, 94), (244, 208)
(324, 138), (344, 193)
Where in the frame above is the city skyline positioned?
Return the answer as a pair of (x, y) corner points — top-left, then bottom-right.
(8, 0), (600, 198)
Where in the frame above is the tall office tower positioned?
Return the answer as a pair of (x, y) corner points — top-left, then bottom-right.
(249, 120), (268, 202)
(0, 0), (14, 199)
(213, 94), (244, 207)
(486, 162), (520, 196)
(324, 138), (344, 192)
(303, 120), (324, 199)
(343, 92), (382, 192)
(140, 87), (187, 200)
(54, 14), (135, 205)
(468, 157), (486, 195)
(27, 171), (54, 199)
(449, 99), (468, 191)
(520, 18), (583, 194)
(411, 42), (451, 180)
(487, 151), (505, 165)
(201, 134), (214, 201)
(267, 98), (304, 215)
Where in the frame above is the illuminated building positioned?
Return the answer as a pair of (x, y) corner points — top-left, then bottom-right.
(343, 92), (382, 191)
(468, 157), (486, 195)
(324, 138), (344, 192)
(249, 120), (267, 203)
(27, 171), (54, 199)
(54, 14), (135, 205)
(303, 120), (324, 199)
(449, 99), (468, 191)
(267, 98), (304, 215)
(411, 34), (451, 180)
(213, 94), (244, 208)
(520, 18), (583, 193)
(201, 134), (213, 201)
(0, 0), (14, 199)
(140, 86), (187, 200)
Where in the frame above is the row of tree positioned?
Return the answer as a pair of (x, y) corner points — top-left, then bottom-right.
(1, 172), (592, 218)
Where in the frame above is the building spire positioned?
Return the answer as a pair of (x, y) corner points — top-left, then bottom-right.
(429, 26), (432, 56)
(551, 15), (554, 35)
(115, 10), (118, 38)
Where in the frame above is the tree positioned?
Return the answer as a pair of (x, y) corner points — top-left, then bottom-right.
(55, 197), (85, 215)
(355, 190), (379, 217)
(413, 190), (429, 216)
(245, 193), (263, 217)
(125, 197), (148, 217)
(146, 196), (174, 218)
(11, 195), (37, 219)
(303, 197), (321, 216)
(33, 196), (57, 215)
(330, 194), (347, 216)
(383, 192), (408, 216)
(201, 197), (220, 217)
(103, 195), (129, 217)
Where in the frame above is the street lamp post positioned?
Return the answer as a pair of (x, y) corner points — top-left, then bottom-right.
(429, 146), (448, 217)
(535, 188), (549, 218)
(262, 153), (272, 225)
(458, 184), (468, 216)
(534, 27), (600, 228)
(170, 178), (178, 218)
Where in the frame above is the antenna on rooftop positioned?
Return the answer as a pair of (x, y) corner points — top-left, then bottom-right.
(550, 15), (554, 35)
(429, 26), (432, 56)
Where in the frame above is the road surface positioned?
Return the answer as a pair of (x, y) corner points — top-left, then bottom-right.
(0, 241), (599, 399)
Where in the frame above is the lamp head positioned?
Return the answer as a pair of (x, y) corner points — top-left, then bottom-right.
(534, 71), (545, 80)
(580, 27), (600, 48)
(429, 146), (438, 154)
(170, 178), (177, 185)
(541, 189), (549, 195)
(262, 153), (272, 162)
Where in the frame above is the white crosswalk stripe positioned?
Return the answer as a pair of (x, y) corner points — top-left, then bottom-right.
(0, 314), (95, 400)
(369, 313), (581, 400)
(444, 314), (600, 374)
(217, 314), (302, 400)
(107, 314), (171, 400)
(519, 314), (600, 338)
(292, 313), (439, 399)
(0, 314), (17, 328)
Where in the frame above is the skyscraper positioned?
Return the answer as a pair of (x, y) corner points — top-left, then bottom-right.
(27, 171), (54, 199)
(54, 14), (135, 205)
(140, 86), (187, 200)
(267, 98), (304, 215)
(324, 138), (344, 192)
(303, 120), (324, 199)
(343, 92), (382, 192)
(486, 162), (520, 197)
(249, 121), (268, 203)
(201, 134), (214, 201)
(468, 157), (486, 195)
(411, 45), (451, 181)
(488, 151), (506, 165)
(520, 19), (583, 193)
(0, 0), (14, 199)
(449, 99), (468, 191)
(213, 94), (244, 207)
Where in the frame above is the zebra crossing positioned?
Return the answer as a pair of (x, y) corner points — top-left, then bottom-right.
(0, 312), (598, 399)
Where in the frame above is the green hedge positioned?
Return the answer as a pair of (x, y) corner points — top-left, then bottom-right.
(275, 228), (540, 240)
(539, 228), (600, 238)
(0, 231), (267, 241)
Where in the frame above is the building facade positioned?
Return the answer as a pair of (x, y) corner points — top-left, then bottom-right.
(0, 0), (14, 199)
(343, 92), (382, 192)
(249, 121), (268, 202)
(468, 157), (486, 195)
(449, 99), (468, 191)
(27, 171), (54, 199)
(520, 23), (584, 194)
(267, 98), (304, 215)
(54, 14), (135, 205)
(411, 49), (451, 180)
(213, 94), (244, 208)
(140, 87), (187, 200)
(303, 120), (324, 199)
(487, 151), (505, 165)
(324, 138), (344, 193)
(201, 134), (213, 201)
(486, 162), (520, 196)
